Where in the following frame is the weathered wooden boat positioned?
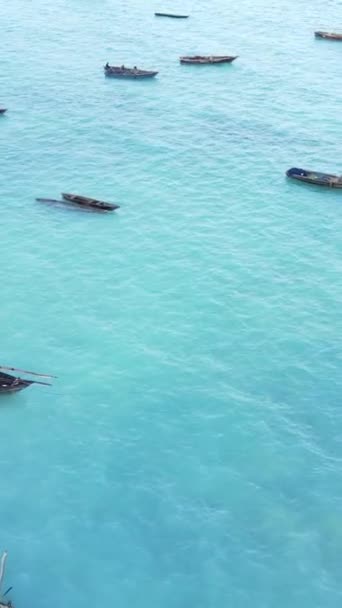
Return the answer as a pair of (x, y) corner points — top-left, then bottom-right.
(104, 64), (158, 78)
(0, 109), (7, 114)
(286, 167), (342, 188)
(180, 55), (238, 64)
(155, 12), (189, 18)
(61, 193), (120, 211)
(315, 31), (342, 40)
(0, 371), (34, 394)
(0, 365), (53, 394)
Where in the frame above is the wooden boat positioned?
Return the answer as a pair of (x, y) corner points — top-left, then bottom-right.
(61, 193), (120, 211)
(286, 167), (342, 188)
(179, 55), (238, 64)
(0, 371), (34, 394)
(104, 64), (158, 78)
(315, 31), (342, 40)
(155, 12), (189, 18)
(0, 365), (53, 394)
(0, 109), (7, 114)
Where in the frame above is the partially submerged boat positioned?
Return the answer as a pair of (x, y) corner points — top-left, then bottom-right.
(0, 552), (14, 607)
(179, 55), (238, 64)
(62, 193), (120, 211)
(0, 109), (7, 114)
(155, 12), (189, 18)
(286, 167), (342, 188)
(104, 64), (158, 78)
(315, 31), (342, 40)
(37, 194), (119, 212)
(0, 365), (54, 394)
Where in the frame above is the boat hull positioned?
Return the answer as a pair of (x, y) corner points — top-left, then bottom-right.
(0, 109), (7, 114)
(180, 55), (238, 64)
(315, 31), (342, 40)
(62, 193), (119, 211)
(0, 371), (33, 394)
(286, 167), (342, 188)
(155, 12), (189, 18)
(104, 66), (158, 78)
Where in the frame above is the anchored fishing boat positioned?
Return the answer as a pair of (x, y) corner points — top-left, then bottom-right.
(0, 365), (54, 394)
(315, 31), (342, 40)
(286, 167), (342, 188)
(0, 109), (7, 115)
(0, 552), (14, 607)
(180, 55), (238, 64)
(155, 12), (189, 18)
(104, 64), (158, 78)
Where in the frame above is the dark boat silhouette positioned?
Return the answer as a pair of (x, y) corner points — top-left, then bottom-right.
(0, 365), (54, 394)
(286, 167), (342, 188)
(104, 64), (158, 78)
(180, 55), (238, 64)
(37, 194), (119, 212)
(155, 12), (189, 18)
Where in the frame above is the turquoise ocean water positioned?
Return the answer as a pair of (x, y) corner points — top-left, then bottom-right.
(1, 0), (342, 606)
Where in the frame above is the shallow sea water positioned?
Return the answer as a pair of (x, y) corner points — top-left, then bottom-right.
(0, 0), (342, 606)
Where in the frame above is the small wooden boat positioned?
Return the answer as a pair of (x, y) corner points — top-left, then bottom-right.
(286, 167), (342, 188)
(62, 193), (120, 211)
(0, 365), (53, 394)
(155, 12), (189, 18)
(0, 371), (34, 394)
(104, 64), (158, 78)
(0, 109), (7, 114)
(315, 31), (342, 40)
(180, 55), (238, 64)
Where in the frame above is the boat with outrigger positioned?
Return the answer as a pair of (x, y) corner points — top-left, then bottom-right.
(104, 63), (158, 79)
(36, 193), (120, 212)
(286, 167), (342, 188)
(0, 552), (14, 607)
(179, 55), (238, 65)
(0, 365), (55, 394)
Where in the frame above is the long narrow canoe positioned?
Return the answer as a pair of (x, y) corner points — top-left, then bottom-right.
(180, 55), (238, 64)
(155, 12), (189, 18)
(37, 195), (119, 212)
(286, 167), (342, 188)
(62, 193), (120, 211)
(315, 31), (342, 40)
(104, 65), (158, 78)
